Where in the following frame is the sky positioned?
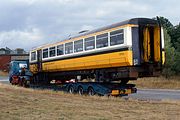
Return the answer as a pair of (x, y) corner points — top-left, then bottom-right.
(0, 0), (179, 51)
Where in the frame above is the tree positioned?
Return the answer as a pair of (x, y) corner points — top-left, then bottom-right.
(156, 16), (180, 76)
(162, 29), (176, 78)
(157, 16), (174, 35)
(158, 17), (180, 51)
(173, 51), (180, 73)
(171, 24), (180, 50)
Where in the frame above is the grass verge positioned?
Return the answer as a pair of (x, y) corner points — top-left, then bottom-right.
(130, 76), (180, 89)
(0, 83), (180, 120)
(0, 71), (8, 76)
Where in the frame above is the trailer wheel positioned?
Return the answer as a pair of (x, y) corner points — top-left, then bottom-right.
(88, 87), (95, 96)
(68, 86), (74, 94)
(78, 87), (83, 96)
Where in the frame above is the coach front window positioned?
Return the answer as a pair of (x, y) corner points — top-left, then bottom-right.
(96, 33), (108, 48)
(57, 44), (64, 55)
(110, 29), (124, 46)
(85, 36), (95, 51)
(74, 39), (83, 53)
(49, 46), (56, 57)
(31, 51), (36, 61)
(65, 42), (73, 54)
(43, 48), (48, 58)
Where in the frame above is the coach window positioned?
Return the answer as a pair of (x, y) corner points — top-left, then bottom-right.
(110, 29), (124, 46)
(31, 51), (36, 61)
(65, 42), (73, 54)
(49, 46), (56, 57)
(74, 39), (83, 53)
(57, 44), (64, 56)
(96, 33), (108, 48)
(84, 36), (95, 51)
(43, 48), (48, 58)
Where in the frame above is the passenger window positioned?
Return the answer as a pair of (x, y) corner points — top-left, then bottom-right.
(74, 39), (83, 53)
(96, 33), (108, 48)
(65, 42), (73, 54)
(31, 51), (36, 61)
(84, 36), (95, 51)
(57, 44), (64, 56)
(49, 46), (56, 57)
(43, 48), (48, 58)
(110, 29), (124, 46)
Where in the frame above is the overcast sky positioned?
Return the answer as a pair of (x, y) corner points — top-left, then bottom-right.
(0, 0), (179, 51)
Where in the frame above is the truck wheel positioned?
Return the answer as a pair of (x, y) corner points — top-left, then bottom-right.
(78, 87), (83, 96)
(23, 80), (29, 88)
(22, 80), (26, 87)
(68, 86), (74, 94)
(88, 87), (95, 96)
(18, 79), (22, 86)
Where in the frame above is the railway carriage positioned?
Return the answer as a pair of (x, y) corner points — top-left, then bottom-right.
(29, 18), (165, 85)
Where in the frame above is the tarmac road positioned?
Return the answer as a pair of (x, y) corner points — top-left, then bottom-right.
(0, 76), (180, 100)
(128, 88), (180, 101)
(0, 76), (9, 84)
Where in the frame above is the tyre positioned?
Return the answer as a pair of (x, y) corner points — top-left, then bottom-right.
(68, 86), (74, 94)
(22, 79), (26, 87)
(78, 87), (83, 96)
(18, 78), (22, 86)
(88, 87), (95, 96)
(22, 80), (30, 88)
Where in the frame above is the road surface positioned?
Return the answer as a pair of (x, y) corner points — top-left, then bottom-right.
(0, 76), (180, 100)
(128, 88), (180, 101)
(0, 76), (9, 84)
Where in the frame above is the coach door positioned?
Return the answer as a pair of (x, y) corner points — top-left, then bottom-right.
(141, 25), (162, 63)
(153, 26), (162, 63)
(37, 49), (42, 72)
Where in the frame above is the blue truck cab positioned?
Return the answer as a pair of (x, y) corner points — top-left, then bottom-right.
(9, 60), (33, 86)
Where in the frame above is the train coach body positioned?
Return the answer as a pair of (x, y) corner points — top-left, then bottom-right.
(29, 18), (165, 83)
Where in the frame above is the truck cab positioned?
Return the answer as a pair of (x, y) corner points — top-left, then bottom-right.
(9, 60), (33, 87)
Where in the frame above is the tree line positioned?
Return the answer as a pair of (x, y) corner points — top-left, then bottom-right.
(157, 17), (180, 78)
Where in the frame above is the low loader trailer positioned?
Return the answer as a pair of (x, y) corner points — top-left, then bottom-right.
(9, 60), (137, 96)
(64, 82), (136, 96)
